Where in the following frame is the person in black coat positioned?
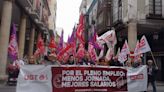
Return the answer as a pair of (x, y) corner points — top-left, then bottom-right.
(78, 52), (95, 65)
(147, 59), (158, 92)
(110, 57), (123, 66)
(67, 55), (75, 65)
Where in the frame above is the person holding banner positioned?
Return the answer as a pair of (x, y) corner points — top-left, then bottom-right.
(78, 52), (95, 65)
(98, 57), (109, 66)
(28, 56), (36, 64)
(43, 53), (61, 65)
(67, 55), (75, 65)
(125, 61), (132, 67)
(132, 57), (143, 68)
(147, 59), (158, 92)
(110, 57), (123, 66)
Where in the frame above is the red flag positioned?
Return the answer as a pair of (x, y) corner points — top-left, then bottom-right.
(57, 44), (73, 61)
(88, 43), (97, 61)
(34, 34), (45, 56)
(57, 30), (64, 53)
(134, 41), (142, 62)
(76, 43), (85, 59)
(49, 37), (56, 49)
(48, 37), (57, 54)
(118, 40), (130, 63)
(76, 14), (85, 44)
(121, 40), (130, 54)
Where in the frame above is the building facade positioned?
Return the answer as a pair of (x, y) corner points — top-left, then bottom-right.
(81, 0), (164, 81)
(112, 0), (164, 81)
(48, 0), (57, 31)
(0, 0), (55, 81)
(96, 0), (112, 36)
(79, 0), (93, 14)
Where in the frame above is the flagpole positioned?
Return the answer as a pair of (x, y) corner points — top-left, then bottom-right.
(150, 51), (157, 67)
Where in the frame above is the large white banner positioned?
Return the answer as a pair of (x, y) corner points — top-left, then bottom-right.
(127, 65), (147, 92)
(16, 65), (147, 92)
(16, 65), (53, 92)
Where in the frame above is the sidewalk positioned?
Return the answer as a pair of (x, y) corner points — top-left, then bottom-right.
(156, 81), (164, 86)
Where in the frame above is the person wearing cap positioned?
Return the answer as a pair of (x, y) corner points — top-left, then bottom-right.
(147, 59), (158, 92)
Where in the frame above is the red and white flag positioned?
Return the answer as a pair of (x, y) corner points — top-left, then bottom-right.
(105, 48), (114, 61)
(134, 41), (142, 62)
(134, 40), (140, 55)
(118, 53), (128, 63)
(88, 43), (97, 61)
(34, 34), (45, 57)
(48, 37), (57, 54)
(76, 14), (85, 44)
(57, 44), (73, 61)
(98, 46), (104, 59)
(118, 40), (130, 63)
(139, 35), (151, 53)
(76, 43), (85, 59)
(97, 30), (117, 47)
(121, 40), (130, 55)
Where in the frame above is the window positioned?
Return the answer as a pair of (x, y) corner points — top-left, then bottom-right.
(149, 0), (162, 15)
(112, 0), (122, 23)
(112, 0), (118, 23)
(118, 0), (122, 21)
(97, 12), (103, 25)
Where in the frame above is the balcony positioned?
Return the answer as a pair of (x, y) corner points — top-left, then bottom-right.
(16, 0), (40, 19)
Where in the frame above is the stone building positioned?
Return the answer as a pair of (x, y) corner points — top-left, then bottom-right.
(0, 0), (56, 80)
(112, 0), (164, 81)
(48, 0), (57, 31)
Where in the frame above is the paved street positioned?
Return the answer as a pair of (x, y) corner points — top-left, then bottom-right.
(0, 86), (16, 92)
(0, 82), (164, 92)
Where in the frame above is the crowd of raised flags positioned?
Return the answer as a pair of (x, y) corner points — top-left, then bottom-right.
(118, 35), (152, 64)
(8, 14), (153, 67)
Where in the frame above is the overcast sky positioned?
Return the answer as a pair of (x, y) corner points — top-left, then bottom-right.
(56, 0), (82, 42)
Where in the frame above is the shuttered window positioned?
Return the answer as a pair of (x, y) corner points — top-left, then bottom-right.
(112, 0), (122, 24)
(112, 0), (118, 23)
(149, 0), (162, 15)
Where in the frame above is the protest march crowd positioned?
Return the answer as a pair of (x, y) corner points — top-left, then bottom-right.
(7, 15), (158, 92)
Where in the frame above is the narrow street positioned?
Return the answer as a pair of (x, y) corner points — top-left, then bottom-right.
(0, 0), (164, 92)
